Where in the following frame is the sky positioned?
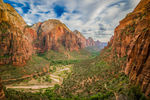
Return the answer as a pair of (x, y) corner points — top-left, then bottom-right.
(3, 0), (140, 42)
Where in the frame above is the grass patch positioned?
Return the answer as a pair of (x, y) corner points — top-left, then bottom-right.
(37, 49), (92, 61)
(49, 60), (80, 66)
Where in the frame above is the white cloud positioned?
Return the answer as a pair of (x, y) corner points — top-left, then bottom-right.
(15, 7), (23, 14)
(7, 0), (140, 42)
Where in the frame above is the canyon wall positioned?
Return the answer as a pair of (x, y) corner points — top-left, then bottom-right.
(32, 20), (102, 53)
(0, 0), (104, 67)
(107, 0), (150, 97)
(73, 30), (87, 48)
(32, 19), (84, 52)
(73, 30), (104, 48)
(0, 0), (92, 66)
(0, 0), (35, 66)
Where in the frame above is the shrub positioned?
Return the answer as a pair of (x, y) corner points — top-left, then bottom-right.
(128, 86), (147, 100)
(45, 76), (52, 83)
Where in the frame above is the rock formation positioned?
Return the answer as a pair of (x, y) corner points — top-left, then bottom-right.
(0, 0), (89, 66)
(0, 0), (103, 67)
(86, 37), (96, 47)
(73, 30), (87, 48)
(73, 30), (105, 48)
(95, 40), (107, 49)
(107, 0), (150, 97)
(0, 0), (35, 66)
(32, 19), (84, 52)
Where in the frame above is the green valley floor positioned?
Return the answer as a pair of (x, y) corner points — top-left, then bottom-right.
(2, 47), (148, 100)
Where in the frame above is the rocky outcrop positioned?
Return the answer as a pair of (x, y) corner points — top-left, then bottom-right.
(107, 0), (150, 97)
(106, 36), (113, 48)
(95, 40), (107, 49)
(0, 78), (5, 100)
(86, 37), (96, 47)
(0, 0), (35, 66)
(32, 19), (84, 52)
(73, 30), (107, 50)
(73, 30), (105, 48)
(73, 30), (87, 48)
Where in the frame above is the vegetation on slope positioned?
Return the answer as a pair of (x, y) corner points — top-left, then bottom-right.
(57, 47), (146, 100)
(3, 47), (147, 100)
(0, 48), (95, 84)
(0, 55), (50, 84)
(37, 48), (93, 61)
(58, 47), (128, 99)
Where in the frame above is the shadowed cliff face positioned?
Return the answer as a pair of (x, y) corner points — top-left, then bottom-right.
(0, 0), (36, 66)
(108, 0), (150, 97)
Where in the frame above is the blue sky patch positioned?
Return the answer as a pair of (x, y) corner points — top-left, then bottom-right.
(33, 1), (41, 6)
(107, 1), (126, 8)
(38, 11), (50, 14)
(72, 10), (80, 14)
(53, 4), (67, 17)
(3, 0), (30, 14)
(66, 16), (70, 20)
(3, 0), (23, 8)
(22, 2), (30, 14)
(45, 11), (50, 14)
(34, 14), (40, 17)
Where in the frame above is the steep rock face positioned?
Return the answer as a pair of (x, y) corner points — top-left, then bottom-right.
(73, 30), (104, 48)
(32, 19), (83, 52)
(86, 37), (96, 46)
(109, 0), (150, 97)
(73, 30), (87, 48)
(0, 78), (5, 100)
(106, 36), (113, 48)
(0, 0), (26, 29)
(0, 0), (34, 66)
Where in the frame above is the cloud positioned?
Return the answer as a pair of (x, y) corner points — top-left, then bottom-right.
(3, 0), (140, 42)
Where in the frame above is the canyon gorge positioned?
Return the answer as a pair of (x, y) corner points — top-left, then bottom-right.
(0, 0), (150, 100)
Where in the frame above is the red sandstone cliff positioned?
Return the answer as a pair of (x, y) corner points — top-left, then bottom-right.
(0, 0), (100, 67)
(73, 30), (87, 48)
(73, 30), (104, 48)
(107, 0), (150, 97)
(0, 0), (89, 66)
(32, 19), (85, 52)
(0, 0), (36, 66)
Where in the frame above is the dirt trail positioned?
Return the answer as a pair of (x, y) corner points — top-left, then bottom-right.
(50, 75), (60, 83)
(6, 65), (71, 90)
(6, 85), (53, 89)
(59, 68), (70, 72)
